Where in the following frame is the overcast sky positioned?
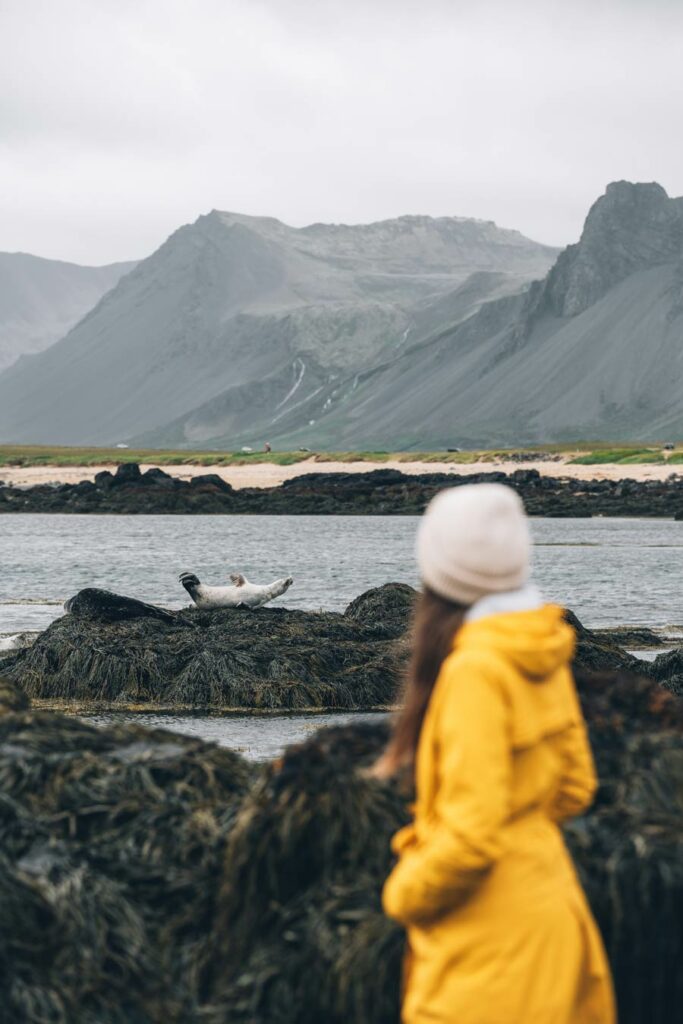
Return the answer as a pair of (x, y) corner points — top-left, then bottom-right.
(1, 0), (681, 264)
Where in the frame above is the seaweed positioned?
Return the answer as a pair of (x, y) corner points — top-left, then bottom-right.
(5, 588), (411, 711)
(8, 585), (681, 715)
(0, 672), (681, 1023)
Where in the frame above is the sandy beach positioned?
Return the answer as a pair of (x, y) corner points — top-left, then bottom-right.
(0, 457), (681, 490)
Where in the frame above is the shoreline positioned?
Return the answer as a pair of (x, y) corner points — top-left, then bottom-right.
(2, 456), (682, 489)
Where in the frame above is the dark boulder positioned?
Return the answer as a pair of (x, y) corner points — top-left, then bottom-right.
(344, 582), (416, 638)
(94, 469), (115, 489)
(0, 675), (30, 712)
(565, 609), (646, 676)
(6, 465), (683, 515)
(63, 587), (177, 624)
(5, 584), (679, 714)
(189, 473), (234, 492)
(112, 462), (142, 484)
(143, 467), (177, 488)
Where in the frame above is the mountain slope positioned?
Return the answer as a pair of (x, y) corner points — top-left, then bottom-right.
(0, 253), (136, 373)
(172, 180), (682, 450)
(0, 213), (557, 445)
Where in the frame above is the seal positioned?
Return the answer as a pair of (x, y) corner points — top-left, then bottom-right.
(178, 571), (294, 609)
(64, 588), (176, 623)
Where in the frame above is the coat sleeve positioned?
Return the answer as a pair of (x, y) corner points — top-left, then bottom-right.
(382, 656), (511, 927)
(548, 714), (597, 822)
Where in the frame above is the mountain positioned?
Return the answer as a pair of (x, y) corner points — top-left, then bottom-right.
(0, 213), (557, 445)
(0, 253), (136, 374)
(285, 180), (683, 449)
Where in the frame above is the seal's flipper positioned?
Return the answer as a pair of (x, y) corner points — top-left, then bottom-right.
(230, 573), (246, 588)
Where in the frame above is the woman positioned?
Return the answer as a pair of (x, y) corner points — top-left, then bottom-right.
(374, 483), (615, 1024)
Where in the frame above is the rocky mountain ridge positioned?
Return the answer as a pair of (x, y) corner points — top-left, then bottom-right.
(0, 182), (681, 448)
(0, 212), (557, 445)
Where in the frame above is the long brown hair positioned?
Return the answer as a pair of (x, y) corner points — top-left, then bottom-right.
(378, 587), (467, 775)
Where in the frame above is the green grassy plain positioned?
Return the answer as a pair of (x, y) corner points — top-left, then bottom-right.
(0, 442), (681, 468)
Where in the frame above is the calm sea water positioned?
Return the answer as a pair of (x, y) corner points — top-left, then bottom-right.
(81, 710), (385, 762)
(1, 513), (680, 755)
(1, 513), (682, 635)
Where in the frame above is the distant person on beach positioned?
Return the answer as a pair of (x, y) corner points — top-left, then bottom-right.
(373, 484), (615, 1024)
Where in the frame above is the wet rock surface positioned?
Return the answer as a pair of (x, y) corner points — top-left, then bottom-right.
(593, 625), (665, 648)
(3, 584), (683, 713)
(2, 585), (413, 710)
(3, 463), (683, 515)
(0, 669), (680, 1024)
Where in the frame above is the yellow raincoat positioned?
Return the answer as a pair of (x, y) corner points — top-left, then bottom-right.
(382, 605), (616, 1024)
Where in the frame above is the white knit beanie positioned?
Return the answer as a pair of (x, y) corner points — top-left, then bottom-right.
(416, 483), (531, 606)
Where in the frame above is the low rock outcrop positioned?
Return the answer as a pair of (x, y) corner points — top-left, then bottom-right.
(3, 584), (413, 711)
(3, 583), (682, 713)
(3, 463), (683, 515)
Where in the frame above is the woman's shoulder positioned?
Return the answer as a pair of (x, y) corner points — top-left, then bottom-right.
(434, 646), (513, 706)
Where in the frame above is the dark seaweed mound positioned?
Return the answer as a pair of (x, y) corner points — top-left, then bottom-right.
(4, 585), (412, 710)
(0, 664), (681, 1024)
(7, 585), (683, 715)
(0, 690), (253, 1023)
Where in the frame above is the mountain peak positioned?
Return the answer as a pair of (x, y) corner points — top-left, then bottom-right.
(543, 180), (682, 317)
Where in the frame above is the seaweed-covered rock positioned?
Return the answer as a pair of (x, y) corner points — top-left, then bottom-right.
(5, 589), (410, 710)
(344, 582), (416, 638)
(0, 705), (252, 1023)
(0, 673), (681, 1023)
(565, 609), (646, 676)
(593, 625), (664, 648)
(0, 675), (30, 713)
(64, 587), (176, 623)
(6, 586), (679, 713)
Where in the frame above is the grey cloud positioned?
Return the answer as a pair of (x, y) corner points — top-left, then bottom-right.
(0, 0), (681, 263)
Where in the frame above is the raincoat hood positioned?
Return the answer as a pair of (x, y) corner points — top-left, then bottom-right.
(456, 602), (575, 681)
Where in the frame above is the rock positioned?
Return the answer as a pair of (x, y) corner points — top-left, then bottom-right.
(142, 467), (177, 488)
(594, 625), (664, 648)
(0, 704), (253, 1022)
(543, 181), (683, 318)
(650, 649), (683, 689)
(7, 587), (410, 709)
(188, 473), (233, 492)
(0, 675), (30, 712)
(94, 469), (115, 489)
(6, 584), (682, 717)
(5, 467), (683, 516)
(63, 587), (177, 624)
(565, 610), (647, 676)
(0, 663), (680, 1021)
(113, 462), (142, 484)
(344, 582), (416, 638)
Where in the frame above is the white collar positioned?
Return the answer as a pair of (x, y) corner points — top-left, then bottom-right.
(464, 583), (543, 623)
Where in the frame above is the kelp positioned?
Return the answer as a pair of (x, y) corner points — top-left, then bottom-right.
(0, 671), (681, 1023)
(5, 588), (411, 710)
(0, 685), (253, 1023)
(8, 584), (683, 714)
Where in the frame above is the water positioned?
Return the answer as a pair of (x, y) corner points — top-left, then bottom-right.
(1, 513), (682, 635)
(2, 513), (680, 757)
(82, 710), (384, 762)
